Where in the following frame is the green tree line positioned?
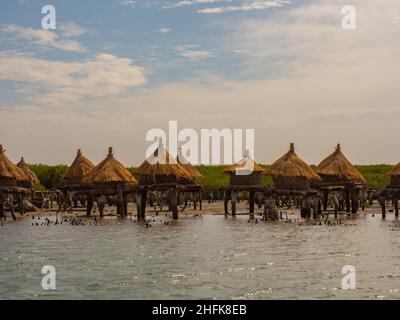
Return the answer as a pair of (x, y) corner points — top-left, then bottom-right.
(29, 163), (393, 192)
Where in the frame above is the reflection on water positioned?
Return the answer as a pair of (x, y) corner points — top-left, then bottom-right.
(1, 213), (400, 299)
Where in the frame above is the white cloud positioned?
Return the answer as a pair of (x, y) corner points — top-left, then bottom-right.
(159, 28), (171, 33)
(198, 0), (289, 14)
(58, 22), (88, 37)
(175, 45), (214, 59)
(0, 24), (86, 53)
(0, 53), (147, 104)
(120, 0), (136, 7)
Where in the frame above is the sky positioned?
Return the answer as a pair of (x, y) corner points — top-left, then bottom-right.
(0, 0), (399, 166)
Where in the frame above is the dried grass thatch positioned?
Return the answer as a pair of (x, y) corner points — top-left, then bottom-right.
(83, 147), (137, 185)
(386, 163), (400, 177)
(63, 149), (95, 185)
(265, 143), (321, 180)
(316, 144), (365, 182)
(17, 157), (40, 186)
(0, 144), (30, 186)
(137, 142), (193, 184)
(177, 149), (204, 180)
(223, 153), (265, 176)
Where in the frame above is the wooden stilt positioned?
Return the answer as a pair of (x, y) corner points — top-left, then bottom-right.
(323, 191), (328, 211)
(224, 191), (229, 217)
(249, 191), (255, 214)
(86, 193), (94, 216)
(10, 194), (16, 221)
(312, 197), (319, 219)
(381, 197), (386, 219)
(351, 188), (357, 214)
(170, 189), (178, 220)
(116, 184), (124, 216)
(345, 188), (351, 213)
(141, 190), (147, 220)
(123, 193), (128, 217)
(394, 195), (399, 218)
(136, 191), (143, 221)
(231, 191), (237, 217)
(0, 194), (4, 219)
(199, 191), (202, 210)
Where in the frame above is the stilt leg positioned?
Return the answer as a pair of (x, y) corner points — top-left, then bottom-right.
(249, 191), (255, 214)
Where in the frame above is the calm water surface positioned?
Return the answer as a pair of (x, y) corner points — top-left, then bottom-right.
(1, 212), (400, 299)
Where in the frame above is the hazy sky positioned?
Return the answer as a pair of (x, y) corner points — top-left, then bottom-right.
(0, 0), (399, 166)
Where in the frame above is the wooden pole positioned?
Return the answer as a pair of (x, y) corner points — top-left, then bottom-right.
(141, 190), (147, 220)
(381, 196), (386, 219)
(249, 191), (255, 214)
(312, 197), (319, 219)
(345, 188), (351, 212)
(394, 195), (399, 218)
(86, 193), (94, 216)
(224, 190), (229, 217)
(351, 188), (357, 214)
(323, 191), (328, 211)
(123, 193), (128, 217)
(116, 184), (124, 216)
(231, 191), (237, 217)
(0, 193), (4, 220)
(135, 191), (143, 221)
(199, 191), (202, 210)
(170, 189), (178, 220)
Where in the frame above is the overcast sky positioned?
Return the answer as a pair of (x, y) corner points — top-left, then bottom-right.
(0, 0), (399, 166)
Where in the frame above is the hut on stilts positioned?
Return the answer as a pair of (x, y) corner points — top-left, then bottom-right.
(379, 163), (400, 218)
(82, 147), (137, 217)
(61, 149), (95, 210)
(135, 140), (195, 220)
(0, 145), (31, 220)
(16, 157), (40, 212)
(264, 143), (321, 219)
(315, 144), (366, 215)
(177, 148), (204, 211)
(221, 151), (265, 217)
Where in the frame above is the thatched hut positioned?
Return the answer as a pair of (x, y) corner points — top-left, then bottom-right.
(385, 163), (400, 188)
(136, 142), (193, 185)
(223, 153), (265, 186)
(222, 153), (266, 216)
(0, 144), (30, 220)
(265, 143), (321, 190)
(63, 149), (95, 187)
(17, 157), (40, 187)
(315, 144), (366, 214)
(315, 144), (365, 184)
(82, 147), (137, 216)
(0, 145), (30, 188)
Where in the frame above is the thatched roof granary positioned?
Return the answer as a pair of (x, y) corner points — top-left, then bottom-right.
(177, 148), (203, 181)
(136, 142), (192, 185)
(83, 147), (137, 187)
(264, 143), (321, 190)
(17, 157), (40, 187)
(63, 149), (95, 186)
(0, 144), (30, 188)
(385, 162), (400, 188)
(316, 144), (365, 183)
(223, 153), (265, 186)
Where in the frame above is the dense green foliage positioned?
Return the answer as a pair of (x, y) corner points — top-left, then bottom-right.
(29, 164), (68, 190)
(29, 163), (393, 191)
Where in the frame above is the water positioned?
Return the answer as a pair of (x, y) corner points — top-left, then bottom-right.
(1, 212), (400, 299)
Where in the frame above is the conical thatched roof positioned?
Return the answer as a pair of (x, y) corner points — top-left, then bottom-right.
(223, 152), (265, 175)
(316, 144), (365, 182)
(137, 141), (193, 182)
(264, 143), (321, 180)
(0, 144), (30, 184)
(177, 148), (203, 180)
(17, 157), (40, 186)
(83, 147), (137, 184)
(386, 163), (400, 177)
(63, 149), (95, 185)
